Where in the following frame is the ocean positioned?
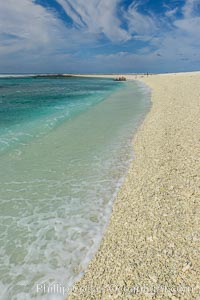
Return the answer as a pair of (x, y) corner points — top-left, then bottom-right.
(0, 76), (150, 300)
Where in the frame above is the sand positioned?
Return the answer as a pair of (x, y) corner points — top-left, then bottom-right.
(67, 72), (200, 299)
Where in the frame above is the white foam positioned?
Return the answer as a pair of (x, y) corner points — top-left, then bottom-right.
(0, 74), (35, 78)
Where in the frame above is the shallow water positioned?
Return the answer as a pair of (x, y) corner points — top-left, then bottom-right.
(0, 77), (150, 300)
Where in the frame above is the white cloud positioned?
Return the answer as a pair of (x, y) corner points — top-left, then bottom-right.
(0, 0), (102, 72)
(88, 0), (200, 73)
(125, 2), (157, 37)
(173, 0), (200, 41)
(0, 0), (67, 55)
(182, 0), (200, 18)
(56, 0), (130, 42)
(175, 17), (200, 38)
(165, 7), (178, 19)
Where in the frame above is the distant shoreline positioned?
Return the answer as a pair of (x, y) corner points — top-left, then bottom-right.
(0, 71), (200, 79)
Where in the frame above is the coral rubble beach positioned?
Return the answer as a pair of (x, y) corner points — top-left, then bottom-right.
(67, 72), (200, 299)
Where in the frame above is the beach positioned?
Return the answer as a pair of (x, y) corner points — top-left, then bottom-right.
(67, 72), (200, 299)
(0, 76), (151, 300)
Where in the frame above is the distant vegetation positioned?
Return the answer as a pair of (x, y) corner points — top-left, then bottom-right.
(33, 74), (73, 78)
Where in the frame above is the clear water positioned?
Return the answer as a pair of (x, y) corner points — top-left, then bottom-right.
(0, 76), (150, 300)
(0, 77), (119, 154)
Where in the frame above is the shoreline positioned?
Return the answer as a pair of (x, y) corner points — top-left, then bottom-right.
(67, 72), (200, 299)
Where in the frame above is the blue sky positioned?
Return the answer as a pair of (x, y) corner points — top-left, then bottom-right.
(0, 0), (200, 73)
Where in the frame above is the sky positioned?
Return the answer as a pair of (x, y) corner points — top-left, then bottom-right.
(0, 0), (200, 73)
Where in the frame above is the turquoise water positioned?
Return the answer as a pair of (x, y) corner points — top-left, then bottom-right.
(0, 77), (119, 154)
(0, 76), (150, 300)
